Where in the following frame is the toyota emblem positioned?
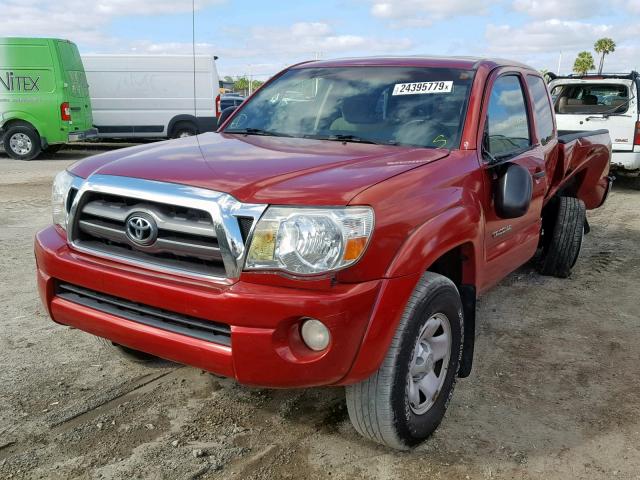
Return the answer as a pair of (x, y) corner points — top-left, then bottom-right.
(125, 213), (158, 246)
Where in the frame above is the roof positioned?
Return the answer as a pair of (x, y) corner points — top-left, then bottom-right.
(290, 55), (534, 71)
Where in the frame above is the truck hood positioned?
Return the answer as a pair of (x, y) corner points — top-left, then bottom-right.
(69, 133), (450, 205)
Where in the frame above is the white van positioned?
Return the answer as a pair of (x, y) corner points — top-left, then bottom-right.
(81, 54), (221, 139)
(549, 72), (640, 187)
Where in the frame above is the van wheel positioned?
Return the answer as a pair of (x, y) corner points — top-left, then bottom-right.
(3, 124), (41, 160)
(171, 122), (198, 138)
(537, 196), (586, 278)
(345, 272), (463, 450)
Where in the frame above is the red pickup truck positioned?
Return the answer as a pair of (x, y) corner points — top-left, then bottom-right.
(35, 57), (612, 449)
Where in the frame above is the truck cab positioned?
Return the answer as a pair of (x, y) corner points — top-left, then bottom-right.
(0, 37), (97, 160)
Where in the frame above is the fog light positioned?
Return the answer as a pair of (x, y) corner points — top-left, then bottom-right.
(300, 318), (330, 351)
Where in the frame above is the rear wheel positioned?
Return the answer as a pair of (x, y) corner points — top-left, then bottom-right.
(3, 124), (41, 160)
(537, 196), (586, 278)
(171, 122), (198, 139)
(345, 272), (463, 450)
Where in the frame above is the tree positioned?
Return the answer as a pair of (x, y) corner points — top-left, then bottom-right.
(594, 37), (616, 74)
(573, 51), (595, 76)
(223, 75), (234, 83)
(234, 76), (249, 93)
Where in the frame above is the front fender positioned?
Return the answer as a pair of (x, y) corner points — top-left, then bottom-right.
(339, 205), (482, 384)
(385, 204), (482, 279)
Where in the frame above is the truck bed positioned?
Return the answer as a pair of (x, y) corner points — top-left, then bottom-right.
(552, 129), (611, 209)
(557, 129), (609, 144)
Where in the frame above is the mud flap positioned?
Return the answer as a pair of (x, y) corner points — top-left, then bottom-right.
(457, 284), (476, 378)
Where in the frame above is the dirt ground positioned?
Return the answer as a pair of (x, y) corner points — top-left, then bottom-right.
(1, 145), (639, 480)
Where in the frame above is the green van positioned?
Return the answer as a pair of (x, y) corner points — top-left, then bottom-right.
(0, 37), (97, 160)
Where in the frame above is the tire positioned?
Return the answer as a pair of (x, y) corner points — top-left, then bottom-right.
(537, 196), (586, 278)
(171, 122), (198, 139)
(3, 124), (41, 160)
(345, 272), (463, 450)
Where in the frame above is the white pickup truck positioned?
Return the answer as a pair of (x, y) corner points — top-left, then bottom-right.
(549, 72), (640, 188)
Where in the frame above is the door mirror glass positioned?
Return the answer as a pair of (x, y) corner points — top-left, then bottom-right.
(495, 163), (533, 218)
(218, 106), (237, 128)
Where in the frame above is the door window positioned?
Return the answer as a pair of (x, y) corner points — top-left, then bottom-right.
(485, 75), (531, 158)
(526, 75), (555, 145)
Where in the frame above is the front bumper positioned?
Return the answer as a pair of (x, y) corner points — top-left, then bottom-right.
(35, 225), (415, 387)
(68, 128), (98, 142)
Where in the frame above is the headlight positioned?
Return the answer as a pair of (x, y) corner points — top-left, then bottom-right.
(52, 170), (76, 230)
(245, 206), (374, 275)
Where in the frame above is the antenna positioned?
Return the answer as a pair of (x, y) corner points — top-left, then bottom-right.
(191, 0), (205, 159)
(192, 0), (197, 124)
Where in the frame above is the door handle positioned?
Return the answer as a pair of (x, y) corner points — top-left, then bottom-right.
(533, 170), (546, 179)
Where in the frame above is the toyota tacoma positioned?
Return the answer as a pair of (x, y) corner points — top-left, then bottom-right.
(35, 57), (612, 449)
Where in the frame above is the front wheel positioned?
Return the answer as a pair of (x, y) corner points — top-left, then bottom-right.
(171, 122), (198, 139)
(3, 124), (42, 160)
(346, 272), (463, 450)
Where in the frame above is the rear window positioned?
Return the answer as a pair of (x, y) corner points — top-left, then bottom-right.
(552, 83), (630, 115)
(526, 75), (555, 145)
(57, 41), (84, 72)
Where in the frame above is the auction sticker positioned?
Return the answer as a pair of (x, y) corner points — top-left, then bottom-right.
(392, 81), (453, 95)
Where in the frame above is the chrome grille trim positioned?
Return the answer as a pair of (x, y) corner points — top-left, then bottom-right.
(67, 175), (267, 283)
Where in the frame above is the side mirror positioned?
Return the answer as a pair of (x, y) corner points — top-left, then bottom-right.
(495, 163), (533, 219)
(217, 106), (237, 128)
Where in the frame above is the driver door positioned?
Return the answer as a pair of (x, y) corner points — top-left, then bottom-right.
(480, 72), (548, 287)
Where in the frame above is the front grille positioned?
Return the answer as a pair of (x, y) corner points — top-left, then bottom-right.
(72, 192), (227, 278)
(56, 282), (231, 346)
(65, 175), (267, 281)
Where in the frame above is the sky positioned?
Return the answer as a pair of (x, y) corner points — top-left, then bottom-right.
(1, 0), (639, 79)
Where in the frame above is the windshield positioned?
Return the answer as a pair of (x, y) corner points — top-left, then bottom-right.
(223, 66), (475, 149)
(552, 83), (632, 115)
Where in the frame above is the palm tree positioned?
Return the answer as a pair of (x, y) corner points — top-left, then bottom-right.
(594, 38), (616, 74)
(573, 51), (595, 76)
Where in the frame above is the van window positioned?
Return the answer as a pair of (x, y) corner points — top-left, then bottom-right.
(485, 75), (531, 157)
(526, 75), (554, 145)
(57, 42), (84, 72)
(553, 83), (630, 114)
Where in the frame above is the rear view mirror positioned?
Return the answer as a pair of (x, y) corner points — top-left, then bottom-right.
(217, 106), (237, 129)
(495, 163), (533, 218)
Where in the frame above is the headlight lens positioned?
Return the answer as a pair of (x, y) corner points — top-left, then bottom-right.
(52, 170), (75, 230)
(245, 206), (374, 275)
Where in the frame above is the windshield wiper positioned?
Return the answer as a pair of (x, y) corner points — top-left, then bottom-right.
(303, 133), (390, 145)
(225, 128), (294, 137)
(327, 134), (378, 144)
